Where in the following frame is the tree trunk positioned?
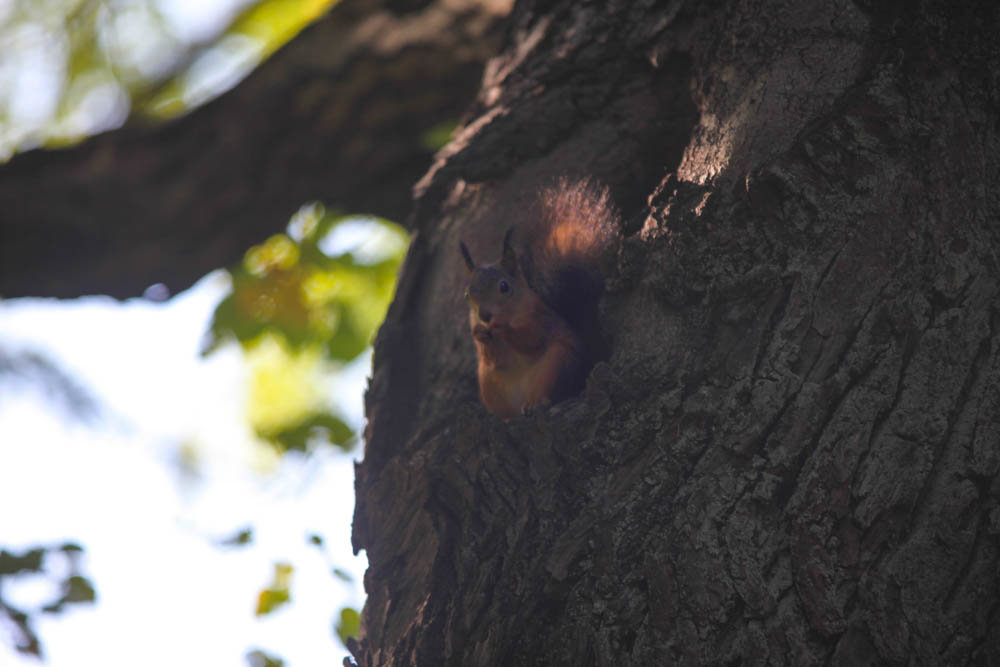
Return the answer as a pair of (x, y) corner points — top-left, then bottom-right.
(354, 1), (1000, 665)
(0, 0), (509, 299)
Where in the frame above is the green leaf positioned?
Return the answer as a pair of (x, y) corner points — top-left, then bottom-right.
(205, 206), (407, 363)
(331, 568), (353, 583)
(255, 562), (294, 616)
(219, 527), (254, 547)
(261, 412), (355, 452)
(323, 315), (368, 362)
(335, 606), (361, 645)
(0, 548), (44, 575)
(63, 575), (96, 604)
(255, 588), (290, 617)
(246, 648), (286, 667)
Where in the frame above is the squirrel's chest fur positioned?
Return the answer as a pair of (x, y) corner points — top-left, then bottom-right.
(475, 334), (544, 413)
(473, 305), (583, 419)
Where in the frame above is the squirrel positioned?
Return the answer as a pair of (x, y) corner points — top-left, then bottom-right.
(459, 180), (619, 419)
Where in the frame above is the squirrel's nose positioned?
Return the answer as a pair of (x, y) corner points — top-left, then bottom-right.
(480, 310), (492, 323)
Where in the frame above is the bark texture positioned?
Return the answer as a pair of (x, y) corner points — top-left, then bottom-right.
(0, 0), (510, 299)
(354, 0), (1000, 665)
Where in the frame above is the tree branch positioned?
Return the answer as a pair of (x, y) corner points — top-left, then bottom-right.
(0, 0), (510, 299)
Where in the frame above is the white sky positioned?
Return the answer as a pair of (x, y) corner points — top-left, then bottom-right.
(0, 273), (369, 666)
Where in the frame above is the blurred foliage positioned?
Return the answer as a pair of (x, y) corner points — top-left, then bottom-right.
(246, 648), (286, 667)
(0, 0), (338, 158)
(0, 543), (96, 658)
(0, 347), (98, 420)
(207, 203), (407, 452)
(264, 411), (354, 452)
(335, 606), (360, 645)
(218, 526), (255, 548)
(255, 561), (294, 616)
(244, 336), (332, 449)
(144, 0), (339, 118)
(207, 204), (406, 362)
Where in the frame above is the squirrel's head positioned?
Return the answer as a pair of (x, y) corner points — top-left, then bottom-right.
(460, 228), (526, 332)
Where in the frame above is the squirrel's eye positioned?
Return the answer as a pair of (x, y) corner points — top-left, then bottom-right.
(499, 280), (511, 294)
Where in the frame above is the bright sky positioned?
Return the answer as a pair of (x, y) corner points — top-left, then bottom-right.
(0, 273), (369, 666)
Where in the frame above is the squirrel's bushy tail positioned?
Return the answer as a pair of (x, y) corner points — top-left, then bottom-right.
(520, 178), (620, 358)
(537, 179), (619, 271)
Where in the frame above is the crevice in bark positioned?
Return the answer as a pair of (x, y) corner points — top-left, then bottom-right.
(904, 324), (991, 532)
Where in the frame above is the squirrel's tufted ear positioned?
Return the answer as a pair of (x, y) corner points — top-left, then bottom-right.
(500, 227), (519, 276)
(459, 241), (476, 273)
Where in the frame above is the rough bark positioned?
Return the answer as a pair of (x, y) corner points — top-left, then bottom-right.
(354, 1), (1000, 665)
(0, 0), (509, 299)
